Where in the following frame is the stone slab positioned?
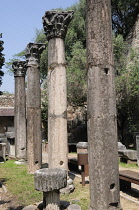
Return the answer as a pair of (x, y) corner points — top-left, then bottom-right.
(0, 107), (14, 116)
(118, 142), (126, 150)
(67, 204), (81, 210)
(22, 205), (38, 210)
(76, 142), (88, 149)
(118, 149), (137, 160)
(5, 132), (15, 139)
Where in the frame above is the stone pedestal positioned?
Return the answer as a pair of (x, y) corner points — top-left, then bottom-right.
(34, 168), (67, 210)
(77, 142), (88, 186)
(42, 10), (73, 170)
(13, 61), (27, 163)
(0, 143), (6, 161)
(5, 132), (15, 158)
(26, 43), (46, 174)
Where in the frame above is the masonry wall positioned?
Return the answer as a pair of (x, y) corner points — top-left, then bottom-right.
(0, 95), (14, 107)
(0, 95), (14, 134)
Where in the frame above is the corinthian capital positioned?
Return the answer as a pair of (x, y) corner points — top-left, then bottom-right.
(42, 10), (74, 40)
(25, 43), (46, 66)
(12, 61), (26, 77)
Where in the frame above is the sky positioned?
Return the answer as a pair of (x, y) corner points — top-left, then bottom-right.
(0, 0), (79, 94)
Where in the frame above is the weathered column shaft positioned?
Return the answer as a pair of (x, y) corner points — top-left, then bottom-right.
(13, 61), (27, 160)
(26, 43), (45, 174)
(43, 191), (60, 210)
(48, 38), (68, 169)
(86, 0), (121, 209)
(27, 65), (42, 173)
(42, 10), (74, 170)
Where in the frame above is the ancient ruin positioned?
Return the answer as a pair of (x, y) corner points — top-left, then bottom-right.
(34, 168), (67, 210)
(26, 43), (46, 174)
(86, 0), (121, 209)
(42, 10), (74, 169)
(13, 61), (27, 163)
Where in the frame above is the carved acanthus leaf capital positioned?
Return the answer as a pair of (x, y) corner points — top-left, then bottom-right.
(12, 61), (26, 77)
(25, 43), (46, 66)
(42, 10), (74, 40)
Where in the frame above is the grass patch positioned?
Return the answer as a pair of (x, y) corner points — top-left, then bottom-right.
(0, 160), (89, 210)
(61, 177), (89, 210)
(0, 160), (42, 206)
(0, 159), (90, 208)
(119, 161), (138, 168)
(1, 159), (138, 209)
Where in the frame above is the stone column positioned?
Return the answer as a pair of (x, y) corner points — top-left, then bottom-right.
(13, 61), (27, 163)
(26, 43), (46, 174)
(42, 10), (73, 170)
(86, 0), (121, 209)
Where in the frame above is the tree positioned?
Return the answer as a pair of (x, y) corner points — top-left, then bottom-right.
(0, 33), (5, 94)
(67, 41), (86, 106)
(112, 0), (139, 38)
(115, 43), (139, 146)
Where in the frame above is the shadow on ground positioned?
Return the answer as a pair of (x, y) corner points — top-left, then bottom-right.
(121, 187), (139, 199)
(8, 206), (24, 210)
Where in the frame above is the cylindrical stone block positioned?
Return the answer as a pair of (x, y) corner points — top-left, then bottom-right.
(34, 168), (67, 210)
(34, 168), (67, 192)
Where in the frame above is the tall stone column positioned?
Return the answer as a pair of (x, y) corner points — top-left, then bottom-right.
(13, 61), (27, 163)
(26, 43), (46, 174)
(86, 0), (121, 209)
(42, 11), (73, 170)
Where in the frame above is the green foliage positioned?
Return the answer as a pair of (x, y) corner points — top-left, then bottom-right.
(67, 41), (87, 106)
(113, 34), (127, 73)
(112, 0), (139, 38)
(65, 0), (86, 56)
(34, 29), (47, 43)
(115, 43), (139, 146)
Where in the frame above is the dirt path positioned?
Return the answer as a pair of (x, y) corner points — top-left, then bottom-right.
(0, 190), (24, 210)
